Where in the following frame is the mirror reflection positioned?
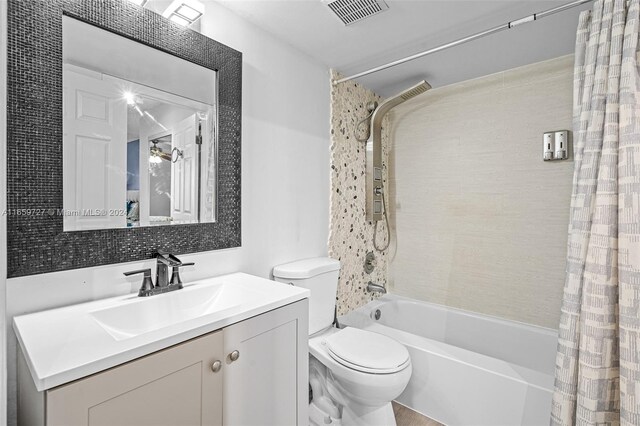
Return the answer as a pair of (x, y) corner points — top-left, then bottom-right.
(62, 16), (217, 231)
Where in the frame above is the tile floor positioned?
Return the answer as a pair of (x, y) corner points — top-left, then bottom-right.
(393, 402), (443, 426)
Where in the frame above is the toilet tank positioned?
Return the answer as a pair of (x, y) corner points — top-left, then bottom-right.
(273, 258), (340, 335)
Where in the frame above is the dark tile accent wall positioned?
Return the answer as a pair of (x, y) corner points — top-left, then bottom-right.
(6, 0), (242, 278)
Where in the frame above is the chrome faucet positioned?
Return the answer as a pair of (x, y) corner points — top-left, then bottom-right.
(123, 251), (194, 297)
(367, 281), (387, 294)
(155, 251), (182, 288)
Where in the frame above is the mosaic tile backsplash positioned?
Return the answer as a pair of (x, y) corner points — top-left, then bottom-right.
(329, 70), (390, 315)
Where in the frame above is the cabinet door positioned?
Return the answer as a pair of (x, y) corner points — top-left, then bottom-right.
(223, 300), (309, 426)
(47, 330), (224, 426)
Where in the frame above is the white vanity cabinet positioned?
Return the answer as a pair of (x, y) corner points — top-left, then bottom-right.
(18, 300), (308, 426)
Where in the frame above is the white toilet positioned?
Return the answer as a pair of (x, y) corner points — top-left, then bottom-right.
(273, 258), (411, 426)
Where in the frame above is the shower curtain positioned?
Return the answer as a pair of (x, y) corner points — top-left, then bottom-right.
(551, 0), (640, 425)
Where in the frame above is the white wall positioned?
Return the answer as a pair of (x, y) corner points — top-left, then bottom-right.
(4, 3), (330, 424)
(1, 1), (8, 424)
(389, 55), (574, 329)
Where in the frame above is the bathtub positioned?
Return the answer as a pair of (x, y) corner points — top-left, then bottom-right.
(339, 295), (558, 426)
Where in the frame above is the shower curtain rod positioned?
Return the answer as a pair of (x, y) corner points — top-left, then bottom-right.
(332, 0), (594, 85)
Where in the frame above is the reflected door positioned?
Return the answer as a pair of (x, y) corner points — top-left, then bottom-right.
(171, 115), (198, 222)
(63, 68), (127, 231)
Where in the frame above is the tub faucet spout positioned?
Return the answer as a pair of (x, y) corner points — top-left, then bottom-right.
(367, 281), (387, 294)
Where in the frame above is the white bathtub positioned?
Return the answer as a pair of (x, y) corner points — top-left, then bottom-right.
(339, 295), (558, 426)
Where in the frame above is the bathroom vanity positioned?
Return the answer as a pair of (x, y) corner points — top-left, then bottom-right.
(14, 273), (309, 426)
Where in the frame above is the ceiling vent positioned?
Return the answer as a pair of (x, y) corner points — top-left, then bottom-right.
(324, 0), (389, 26)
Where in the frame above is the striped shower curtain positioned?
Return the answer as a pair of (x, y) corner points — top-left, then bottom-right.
(551, 0), (640, 424)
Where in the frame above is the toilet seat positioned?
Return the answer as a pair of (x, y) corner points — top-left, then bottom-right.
(323, 328), (410, 374)
(309, 326), (413, 415)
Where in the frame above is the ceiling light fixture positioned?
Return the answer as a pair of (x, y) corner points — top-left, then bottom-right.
(162, 0), (205, 26)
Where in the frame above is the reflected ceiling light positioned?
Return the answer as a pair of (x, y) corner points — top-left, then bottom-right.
(128, 0), (148, 6)
(124, 92), (144, 116)
(163, 0), (204, 26)
(123, 91), (136, 105)
(150, 140), (172, 164)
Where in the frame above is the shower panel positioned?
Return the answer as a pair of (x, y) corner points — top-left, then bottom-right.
(366, 80), (431, 222)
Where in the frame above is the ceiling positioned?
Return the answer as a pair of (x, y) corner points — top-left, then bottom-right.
(211, 0), (591, 97)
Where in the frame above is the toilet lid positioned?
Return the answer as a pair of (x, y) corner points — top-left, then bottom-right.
(324, 328), (410, 374)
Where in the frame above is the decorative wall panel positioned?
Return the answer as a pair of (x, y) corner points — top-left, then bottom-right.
(329, 70), (390, 315)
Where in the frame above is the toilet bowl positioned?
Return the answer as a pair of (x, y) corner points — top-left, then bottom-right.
(310, 327), (412, 425)
(273, 258), (412, 426)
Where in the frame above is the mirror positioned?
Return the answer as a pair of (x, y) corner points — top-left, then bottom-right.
(7, 0), (241, 277)
(62, 16), (217, 231)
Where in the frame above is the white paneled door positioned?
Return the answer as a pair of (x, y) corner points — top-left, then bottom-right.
(63, 67), (127, 231)
(171, 114), (198, 222)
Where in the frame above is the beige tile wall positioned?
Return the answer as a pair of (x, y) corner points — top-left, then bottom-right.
(388, 55), (574, 329)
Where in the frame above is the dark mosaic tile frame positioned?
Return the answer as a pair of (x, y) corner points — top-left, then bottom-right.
(6, 0), (242, 278)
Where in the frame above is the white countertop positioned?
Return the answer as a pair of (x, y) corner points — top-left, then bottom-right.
(13, 272), (309, 391)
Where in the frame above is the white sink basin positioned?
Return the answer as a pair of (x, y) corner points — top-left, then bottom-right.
(13, 272), (309, 391)
(90, 283), (240, 341)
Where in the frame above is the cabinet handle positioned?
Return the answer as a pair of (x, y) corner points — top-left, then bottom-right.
(211, 360), (222, 373)
(228, 350), (240, 362)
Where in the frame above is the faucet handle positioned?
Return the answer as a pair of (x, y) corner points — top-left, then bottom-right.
(170, 262), (195, 288)
(123, 268), (155, 297)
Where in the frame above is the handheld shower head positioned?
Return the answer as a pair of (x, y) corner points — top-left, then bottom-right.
(355, 101), (381, 142)
(366, 80), (431, 224)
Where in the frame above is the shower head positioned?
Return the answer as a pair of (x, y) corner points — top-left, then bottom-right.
(399, 81), (431, 101)
(366, 80), (431, 222)
(369, 81), (431, 147)
(375, 80), (431, 118)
